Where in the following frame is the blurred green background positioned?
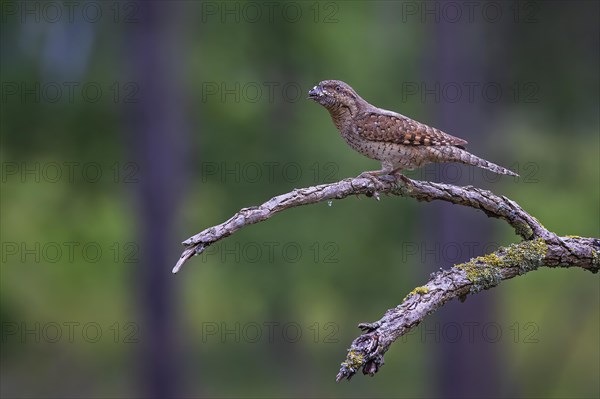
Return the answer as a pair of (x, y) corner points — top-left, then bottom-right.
(1, 1), (598, 398)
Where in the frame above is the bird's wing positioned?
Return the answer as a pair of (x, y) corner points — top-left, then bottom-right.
(355, 109), (468, 147)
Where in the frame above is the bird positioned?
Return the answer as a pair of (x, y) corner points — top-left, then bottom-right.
(307, 80), (518, 181)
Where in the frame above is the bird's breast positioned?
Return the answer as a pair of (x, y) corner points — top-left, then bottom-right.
(340, 127), (394, 161)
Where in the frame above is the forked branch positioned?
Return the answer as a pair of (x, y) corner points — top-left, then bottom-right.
(172, 176), (600, 381)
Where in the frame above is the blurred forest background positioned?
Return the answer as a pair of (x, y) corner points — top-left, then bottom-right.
(1, 1), (599, 398)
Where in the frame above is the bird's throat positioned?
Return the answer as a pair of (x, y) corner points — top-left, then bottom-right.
(327, 105), (354, 131)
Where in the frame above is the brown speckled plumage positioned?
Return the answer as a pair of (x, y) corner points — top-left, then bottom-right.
(308, 80), (518, 177)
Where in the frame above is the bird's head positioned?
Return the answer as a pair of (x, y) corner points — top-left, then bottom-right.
(308, 80), (364, 115)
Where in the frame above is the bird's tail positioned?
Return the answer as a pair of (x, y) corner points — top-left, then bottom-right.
(429, 146), (519, 177)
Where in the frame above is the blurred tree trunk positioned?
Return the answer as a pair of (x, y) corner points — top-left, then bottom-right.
(126, 3), (189, 398)
(261, 24), (315, 395)
(423, 21), (502, 398)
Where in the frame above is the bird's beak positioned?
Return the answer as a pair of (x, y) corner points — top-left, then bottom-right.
(307, 85), (324, 100)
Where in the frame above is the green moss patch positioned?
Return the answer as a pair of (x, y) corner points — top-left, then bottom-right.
(340, 350), (365, 373)
(403, 285), (429, 301)
(456, 239), (547, 293)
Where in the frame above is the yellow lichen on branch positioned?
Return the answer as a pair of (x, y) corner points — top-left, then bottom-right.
(455, 239), (548, 293)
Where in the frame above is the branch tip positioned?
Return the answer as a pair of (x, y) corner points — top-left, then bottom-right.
(172, 247), (196, 274)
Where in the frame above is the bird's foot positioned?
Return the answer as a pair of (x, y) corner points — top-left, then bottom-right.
(357, 171), (389, 196)
(395, 173), (413, 188)
(359, 170), (412, 187)
(377, 174), (398, 183)
(386, 167), (414, 188)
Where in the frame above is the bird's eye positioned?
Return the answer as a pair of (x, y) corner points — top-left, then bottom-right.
(335, 85), (341, 92)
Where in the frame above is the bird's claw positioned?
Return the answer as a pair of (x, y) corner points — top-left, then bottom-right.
(396, 174), (413, 186)
(357, 171), (414, 197)
(377, 174), (397, 183)
(357, 171), (388, 193)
